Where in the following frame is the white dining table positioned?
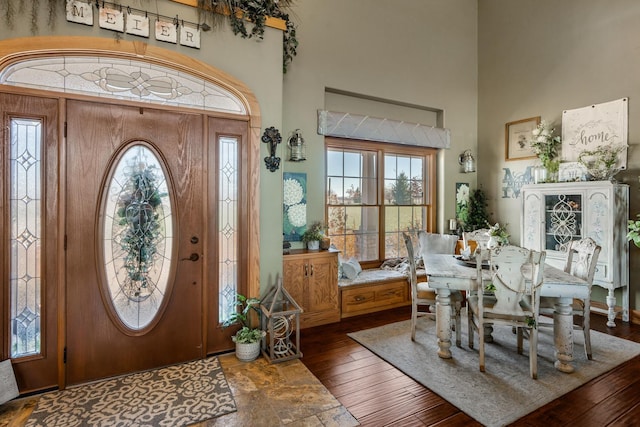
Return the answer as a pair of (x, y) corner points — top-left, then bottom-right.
(423, 253), (589, 373)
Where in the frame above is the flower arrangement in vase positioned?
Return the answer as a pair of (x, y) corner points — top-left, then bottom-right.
(487, 222), (510, 247)
(529, 120), (562, 183)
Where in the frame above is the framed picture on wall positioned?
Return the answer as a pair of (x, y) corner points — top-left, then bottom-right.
(505, 116), (540, 161)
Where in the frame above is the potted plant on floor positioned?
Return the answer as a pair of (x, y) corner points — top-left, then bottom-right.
(222, 294), (265, 361)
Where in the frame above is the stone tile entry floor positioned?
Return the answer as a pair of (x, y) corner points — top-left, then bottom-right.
(0, 353), (358, 427)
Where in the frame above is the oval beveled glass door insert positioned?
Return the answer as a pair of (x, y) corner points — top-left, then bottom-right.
(102, 144), (173, 331)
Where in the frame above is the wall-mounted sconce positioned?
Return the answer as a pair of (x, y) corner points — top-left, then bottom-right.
(262, 126), (282, 172)
(458, 149), (476, 173)
(287, 129), (306, 162)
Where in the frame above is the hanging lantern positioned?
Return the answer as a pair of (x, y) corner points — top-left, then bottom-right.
(287, 129), (306, 162)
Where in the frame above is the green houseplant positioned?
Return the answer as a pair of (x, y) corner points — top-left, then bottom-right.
(301, 221), (325, 250)
(629, 177), (640, 249)
(462, 189), (490, 232)
(628, 214), (640, 248)
(222, 294), (264, 361)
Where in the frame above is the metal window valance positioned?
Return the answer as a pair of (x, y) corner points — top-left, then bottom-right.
(317, 110), (450, 149)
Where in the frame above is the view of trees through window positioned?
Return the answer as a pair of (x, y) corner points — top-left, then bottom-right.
(326, 139), (435, 262)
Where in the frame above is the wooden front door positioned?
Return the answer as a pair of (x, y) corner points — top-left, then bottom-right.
(65, 100), (204, 386)
(0, 93), (60, 392)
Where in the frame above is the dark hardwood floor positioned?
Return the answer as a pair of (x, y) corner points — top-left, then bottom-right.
(300, 306), (640, 426)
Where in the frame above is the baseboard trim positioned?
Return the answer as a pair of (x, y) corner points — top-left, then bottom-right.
(591, 301), (640, 325)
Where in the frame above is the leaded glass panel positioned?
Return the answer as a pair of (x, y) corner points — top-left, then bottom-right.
(10, 118), (42, 358)
(102, 145), (173, 331)
(218, 137), (239, 323)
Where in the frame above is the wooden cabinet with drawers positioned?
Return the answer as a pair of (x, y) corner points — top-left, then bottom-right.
(282, 249), (340, 328)
(341, 279), (409, 318)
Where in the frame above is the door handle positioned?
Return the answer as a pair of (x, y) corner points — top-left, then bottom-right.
(182, 253), (200, 262)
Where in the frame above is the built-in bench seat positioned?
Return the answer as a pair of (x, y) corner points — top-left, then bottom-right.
(338, 267), (426, 318)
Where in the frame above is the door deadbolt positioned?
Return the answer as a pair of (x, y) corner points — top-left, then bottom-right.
(182, 253), (200, 262)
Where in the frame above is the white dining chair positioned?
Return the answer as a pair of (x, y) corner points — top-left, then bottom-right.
(468, 245), (546, 379)
(462, 228), (491, 253)
(411, 231), (462, 344)
(538, 237), (601, 360)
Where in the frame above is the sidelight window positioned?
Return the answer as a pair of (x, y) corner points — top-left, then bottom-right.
(9, 118), (42, 358)
(218, 137), (239, 323)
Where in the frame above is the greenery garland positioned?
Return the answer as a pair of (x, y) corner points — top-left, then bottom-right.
(197, 0), (298, 73)
(2, 0), (298, 73)
(117, 165), (164, 301)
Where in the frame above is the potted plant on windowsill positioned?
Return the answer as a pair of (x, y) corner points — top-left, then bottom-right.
(301, 221), (325, 250)
(222, 294), (265, 361)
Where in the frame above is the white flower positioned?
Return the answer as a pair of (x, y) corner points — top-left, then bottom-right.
(456, 184), (470, 205)
(532, 128), (541, 136)
(283, 178), (304, 206)
(287, 203), (306, 227)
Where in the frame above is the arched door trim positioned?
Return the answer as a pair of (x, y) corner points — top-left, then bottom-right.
(0, 36), (261, 302)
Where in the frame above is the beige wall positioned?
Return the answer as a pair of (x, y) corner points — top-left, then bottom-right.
(282, 0), (479, 251)
(1, 0), (479, 294)
(478, 0), (640, 311)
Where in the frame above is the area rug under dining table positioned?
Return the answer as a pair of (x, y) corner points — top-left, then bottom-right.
(25, 356), (236, 427)
(348, 315), (640, 427)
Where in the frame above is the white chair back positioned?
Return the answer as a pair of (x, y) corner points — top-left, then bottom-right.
(564, 238), (601, 286)
(417, 231), (458, 257)
(463, 228), (491, 250)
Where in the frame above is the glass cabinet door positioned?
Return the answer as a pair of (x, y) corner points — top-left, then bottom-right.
(544, 193), (582, 252)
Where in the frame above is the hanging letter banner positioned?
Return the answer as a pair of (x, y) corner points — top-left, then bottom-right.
(126, 11), (150, 38)
(66, 0), (93, 26)
(99, 5), (125, 32)
(180, 23), (201, 49)
(155, 19), (178, 44)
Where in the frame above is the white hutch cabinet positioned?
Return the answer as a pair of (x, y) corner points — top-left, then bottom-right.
(520, 181), (629, 326)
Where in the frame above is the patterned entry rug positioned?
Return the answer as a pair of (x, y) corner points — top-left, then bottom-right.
(348, 315), (640, 427)
(25, 357), (236, 427)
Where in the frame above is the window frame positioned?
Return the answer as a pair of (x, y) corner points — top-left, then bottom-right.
(325, 137), (437, 267)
